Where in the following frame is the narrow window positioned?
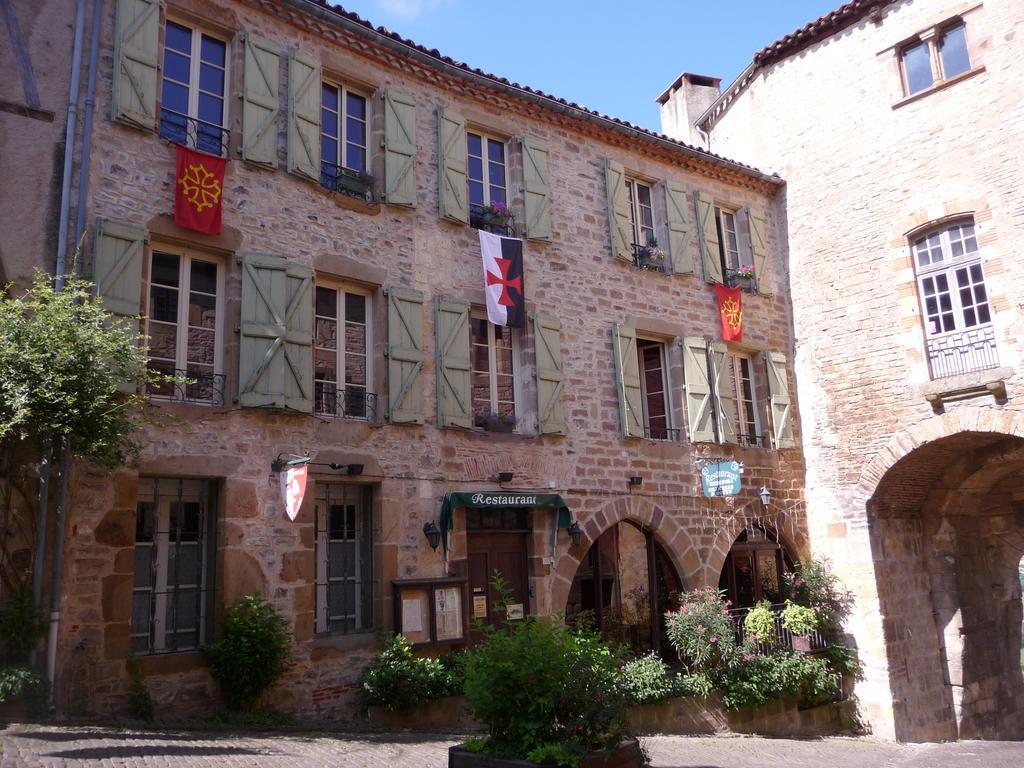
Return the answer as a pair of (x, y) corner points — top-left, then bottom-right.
(468, 132), (510, 233)
(320, 83), (370, 196)
(715, 205), (741, 275)
(730, 355), (761, 446)
(899, 20), (972, 97)
(939, 24), (970, 79)
(314, 285), (372, 419)
(902, 40), (935, 94)
(637, 339), (673, 440)
(160, 21), (228, 155)
(315, 484), (373, 635)
(625, 179), (655, 249)
(470, 313), (516, 428)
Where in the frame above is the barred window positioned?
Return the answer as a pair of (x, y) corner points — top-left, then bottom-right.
(315, 484), (374, 635)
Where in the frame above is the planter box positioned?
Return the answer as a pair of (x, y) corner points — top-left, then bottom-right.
(449, 739), (644, 768)
(477, 415), (515, 433)
(367, 694), (482, 732)
(791, 634), (813, 652)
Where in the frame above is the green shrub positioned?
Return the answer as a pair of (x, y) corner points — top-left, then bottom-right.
(620, 653), (674, 705)
(675, 670), (715, 698)
(821, 643), (860, 677)
(781, 600), (818, 636)
(0, 593), (45, 664)
(742, 601), (776, 644)
(204, 595), (293, 711)
(127, 659), (153, 721)
(719, 649), (835, 711)
(783, 559), (853, 631)
(664, 587), (737, 673)
(0, 666), (41, 704)
(359, 634), (461, 711)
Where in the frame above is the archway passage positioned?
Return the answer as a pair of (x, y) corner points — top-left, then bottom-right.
(565, 521), (683, 657)
(718, 524), (796, 609)
(868, 430), (1024, 741)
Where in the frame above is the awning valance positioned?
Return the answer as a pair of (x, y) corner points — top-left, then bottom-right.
(439, 491), (572, 552)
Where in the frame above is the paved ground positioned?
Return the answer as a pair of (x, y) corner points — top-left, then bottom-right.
(1, 724), (1023, 767)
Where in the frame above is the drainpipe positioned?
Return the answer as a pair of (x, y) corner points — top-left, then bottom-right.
(45, 437), (70, 709)
(73, 0), (103, 250)
(53, 0), (86, 288)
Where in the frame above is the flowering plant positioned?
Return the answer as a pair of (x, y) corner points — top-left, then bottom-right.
(481, 201), (513, 226)
(735, 263), (756, 280)
(664, 586), (737, 673)
(638, 236), (666, 263)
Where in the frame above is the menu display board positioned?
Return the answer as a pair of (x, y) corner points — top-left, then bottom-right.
(392, 577), (468, 647)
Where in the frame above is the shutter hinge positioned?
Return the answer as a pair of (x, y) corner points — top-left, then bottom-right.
(383, 344), (390, 358)
(234, 324), (240, 334)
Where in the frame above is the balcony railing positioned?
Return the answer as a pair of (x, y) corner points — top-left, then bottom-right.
(730, 603), (833, 653)
(148, 368), (226, 406)
(159, 110), (229, 157)
(315, 384), (377, 422)
(644, 426), (680, 441)
(320, 162), (375, 202)
(470, 203), (515, 237)
(633, 243), (667, 273)
(737, 432), (767, 448)
(926, 325), (999, 379)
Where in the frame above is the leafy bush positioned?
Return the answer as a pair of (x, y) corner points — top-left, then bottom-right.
(204, 595), (293, 711)
(0, 666), (41, 704)
(719, 649), (835, 711)
(742, 601), (776, 644)
(620, 653), (674, 705)
(664, 587), (737, 673)
(674, 671), (715, 698)
(0, 592), (45, 664)
(783, 558), (853, 631)
(821, 642), (860, 677)
(359, 633), (462, 711)
(781, 601), (818, 636)
(127, 658), (153, 721)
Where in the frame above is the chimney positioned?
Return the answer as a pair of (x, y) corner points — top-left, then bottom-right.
(657, 72), (721, 148)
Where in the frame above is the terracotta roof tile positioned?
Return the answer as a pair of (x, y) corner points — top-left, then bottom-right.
(753, 0), (893, 68)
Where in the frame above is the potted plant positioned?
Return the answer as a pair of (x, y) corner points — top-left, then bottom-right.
(742, 600), (777, 646)
(477, 412), (516, 433)
(636, 237), (666, 271)
(478, 201), (514, 234)
(781, 600), (818, 652)
(727, 263), (756, 291)
(332, 166), (375, 201)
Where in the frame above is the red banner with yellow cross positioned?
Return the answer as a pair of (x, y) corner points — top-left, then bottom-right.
(174, 145), (227, 235)
(715, 283), (743, 342)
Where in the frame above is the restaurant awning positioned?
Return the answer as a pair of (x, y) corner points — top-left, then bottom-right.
(439, 491), (572, 553)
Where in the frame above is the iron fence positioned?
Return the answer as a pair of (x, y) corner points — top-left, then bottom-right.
(926, 325), (999, 379)
(729, 603), (832, 653)
(320, 162), (375, 201)
(470, 203), (516, 237)
(315, 384), (378, 422)
(159, 110), (230, 157)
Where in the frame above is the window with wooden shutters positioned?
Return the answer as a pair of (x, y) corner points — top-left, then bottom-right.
(681, 336), (715, 443)
(470, 311), (517, 430)
(93, 218), (147, 394)
(435, 296), (472, 429)
(287, 50), (321, 182)
(709, 342), (737, 445)
(238, 253), (313, 413)
(636, 338), (676, 441)
(160, 20), (229, 156)
(468, 131), (511, 235)
(241, 33), (279, 168)
(612, 325), (643, 438)
(522, 137), (551, 241)
(320, 81), (372, 199)
(605, 160), (633, 264)
(663, 181), (692, 274)
(314, 283), (373, 420)
(385, 286), (424, 424)
(745, 208), (770, 294)
(726, 354), (763, 447)
(764, 351), (795, 449)
(694, 192), (722, 283)
(113, 0), (160, 130)
(533, 314), (565, 435)
(382, 90), (417, 207)
(438, 108), (469, 224)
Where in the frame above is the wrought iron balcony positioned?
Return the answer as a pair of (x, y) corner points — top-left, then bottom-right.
(148, 368), (226, 406)
(315, 384), (378, 422)
(632, 243), (667, 273)
(926, 325), (999, 379)
(644, 426), (680, 441)
(737, 432), (767, 448)
(320, 162), (375, 202)
(470, 203), (515, 237)
(159, 110), (229, 157)
(729, 603), (833, 653)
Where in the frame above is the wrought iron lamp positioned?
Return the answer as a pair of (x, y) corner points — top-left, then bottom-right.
(422, 521), (442, 551)
(566, 521), (583, 548)
(628, 475), (643, 487)
(497, 471), (514, 483)
(758, 486), (772, 509)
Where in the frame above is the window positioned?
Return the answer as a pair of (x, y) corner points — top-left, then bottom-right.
(728, 354), (762, 447)
(913, 219), (997, 378)
(468, 132), (510, 232)
(715, 205), (742, 275)
(636, 339), (675, 440)
(146, 249), (224, 404)
(315, 483), (373, 635)
(625, 179), (655, 250)
(900, 22), (971, 96)
(132, 478), (216, 655)
(160, 21), (228, 155)
(320, 83), (371, 198)
(314, 284), (372, 420)
(470, 312), (517, 429)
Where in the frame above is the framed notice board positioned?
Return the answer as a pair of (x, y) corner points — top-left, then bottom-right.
(392, 577), (468, 647)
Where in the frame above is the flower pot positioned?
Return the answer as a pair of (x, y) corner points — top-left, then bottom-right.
(448, 738), (644, 768)
(478, 415), (515, 433)
(791, 634), (813, 652)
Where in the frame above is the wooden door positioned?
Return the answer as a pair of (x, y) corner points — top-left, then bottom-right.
(467, 530), (529, 640)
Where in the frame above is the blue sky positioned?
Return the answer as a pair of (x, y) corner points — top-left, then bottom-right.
(338, 0), (841, 131)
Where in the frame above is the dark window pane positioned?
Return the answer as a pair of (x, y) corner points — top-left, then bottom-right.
(161, 81), (190, 115)
(165, 22), (192, 55)
(346, 118), (365, 146)
(200, 35), (226, 67)
(345, 293), (366, 324)
(322, 109), (339, 139)
(163, 50), (190, 85)
(198, 93), (223, 126)
(152, 252), (181, 287)
(977, 304), (991, 324)
(190, 259), (217, 295)
(489, 186), (506, 205)
(468, 180), (484, 207)
(903, 41), (934, 94)
(345, 144), (365, 173)
(199, 63), (224, 96)
(467, 155), (483, 182)
(487, 139), (505, 163)
(322, 84), (339, 112)
(316, 286), (337, 318)
(939, 24), (970, 78)
(488, 161), (506, 187)
(467, 133), (482, 156)
(346, 92), (366, 120)
(322, 136), (338, 166)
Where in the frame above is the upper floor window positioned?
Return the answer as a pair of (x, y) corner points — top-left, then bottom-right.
(728, 354), (762, 447)
(315, 483), (373, 636)
(160, 21), (228, 155)
(314, 284), (373, 420)
(468, 132), (511, 234)
(625, 179), (655, 250)
(715, 205), (742, 275)
(636, 338), (676, 441)
(146, 249), (224, 405)
(901, 22), (971, 96)
(320, 83), (372, 199)
(470, 312), (517, 430)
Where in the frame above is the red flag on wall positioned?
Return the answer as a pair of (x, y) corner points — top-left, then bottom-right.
(174, 145), (227, 235)
(715, 283), (744, 342)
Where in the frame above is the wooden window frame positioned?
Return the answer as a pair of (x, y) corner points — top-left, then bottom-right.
(636, 336), (674, 441)
(470, 309), (520, 429)
(625, 178), (655, 249)
(911, 218), (990, 339)
(160, 18), (230, 155)
(314, 483), (374, 637)
(320, 80), (370, 176)
(899, 19), (972, 97)
(467, 130), (508, 208)
(313, 280), (374, 420)
(714, 204), (742, 275)
(729, 353), (762, 446)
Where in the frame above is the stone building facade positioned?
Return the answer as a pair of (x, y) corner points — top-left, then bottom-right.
(4, 0), (809, 720)
(661, 0), (1024, 743)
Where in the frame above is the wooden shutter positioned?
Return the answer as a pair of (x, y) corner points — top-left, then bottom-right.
(709, 342), (737, 444)
(681, 336), (715, 443)
(533, 314), (565, 435)
(238, 253), (313, 412)
(287, 50), (320, 182)
(765, 351), (794, 448)
(664, 181), (692, 274)
(694, 191), (722, 284)
(747, 208), (771, 295)
(383, 90), (417, 207)
(112, 0), (159, 130)
(386, 286), (424, 424)
(522, 136), (552, 241)
(435, 296), (472, 429)
(612, 325), (643, 438)
(93, 218), (146, 321)
(437, 108), (468, 224)
(241, 33), (280, 168)
(605, 160), (633, 263)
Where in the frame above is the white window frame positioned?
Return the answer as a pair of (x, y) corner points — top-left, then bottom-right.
(467, 130), (508, 208)
(160, 19), (229, 154)
(320, 80), (369, 176)
(315, 483), (374, 636)
(913, 219), (990, 339)
(715, 204), (742, 273)
(470, 310), (520, 428)
(636, 336), (674, 440)
(899, 20), (971, 96)
(313, 281), (373, 420)
(145, 245), (225, 404)
(625, 178), (655, 249)
(730, 353), (762, 445)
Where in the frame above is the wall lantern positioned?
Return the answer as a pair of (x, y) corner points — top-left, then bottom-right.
(628, 476), (643, 487)
(497, 471), (514, 483)
(759, 486), (772, 509)
(566, 521), (583, 548)
(345, 463), (364, 475)
(422, 521), (442, 551)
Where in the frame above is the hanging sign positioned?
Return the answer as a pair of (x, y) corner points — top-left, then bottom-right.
(700, 460), (743, 497)
(281, 463), (308, 521)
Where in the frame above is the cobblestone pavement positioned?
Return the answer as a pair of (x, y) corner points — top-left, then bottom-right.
(2, 725), (1023, 767)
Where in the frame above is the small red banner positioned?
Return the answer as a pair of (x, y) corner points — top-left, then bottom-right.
(174, 145), (227, 235)
(715, 283), (744, 342)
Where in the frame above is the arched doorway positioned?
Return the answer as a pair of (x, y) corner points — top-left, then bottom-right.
(717, 523), (795, 609)
(868, 430), (1024, 741)
(565, 521), (683, 656)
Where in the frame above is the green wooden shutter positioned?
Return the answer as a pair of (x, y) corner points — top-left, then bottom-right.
(241, 33), (280, 168)
(612, 325), (643, 438)
(93, 218), (146, 320)
(765, 351), (794, 448)
(522, 136), (552, 241)
(438, 108), (468, 224)
(694, 191), (722, 284)
(287, 50), (320, 182)
(533, 314), (565, 435)
(681, 336), (715, 443)
(747, 208), (771, 295)
(435, 296), (472, 429)
(386, 286), (424, 424)
(605, 160), (633, 263)
(709, 341), (736, 444)
(238, 253), (313, 412)
(383, 90), (417, 207)
(112, 0), (159, 130)
(664, 181), (692, 274)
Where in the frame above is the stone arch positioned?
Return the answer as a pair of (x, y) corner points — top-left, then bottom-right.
(704, 502), (810, 589)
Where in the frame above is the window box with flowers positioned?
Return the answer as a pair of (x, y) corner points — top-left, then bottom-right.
(471, 202), (516, 237)
(475, 412), (516, 433)
(634, 237), (667, 272)
(725, 264), (757, 292)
